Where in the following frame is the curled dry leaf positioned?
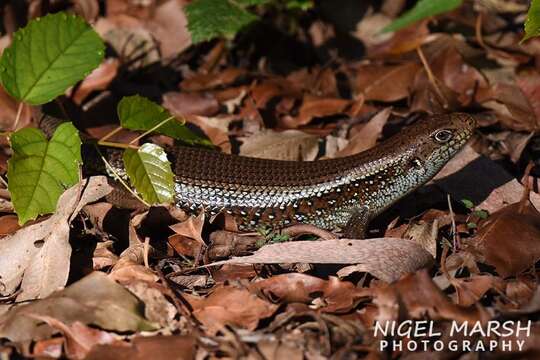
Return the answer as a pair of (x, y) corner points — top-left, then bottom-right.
(183, 285), (278, 335)
(208, 238), (434, 283)
(471, 194), (540, 277)
(250, 273), (370, 313)
(239, 129), (320, 161)
(168, 211), (205, 257)
(0, 176), (112, 301)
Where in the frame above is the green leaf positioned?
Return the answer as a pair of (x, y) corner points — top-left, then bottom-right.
(524, 0), (540, 42)
(382, 0), (463, 33)
(461, 199), (474, 209)
(472, 209), (489, 219)
(185, 0), (258, 43)
(286, 0), (313, 11)
(0, 12), (105, 105)
(8, 123), (82, 224)
(123, 143), (175, 205)
(118, 95), (211, 146)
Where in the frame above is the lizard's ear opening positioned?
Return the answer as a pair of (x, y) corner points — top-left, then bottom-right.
(433, 129), (453, 143)
(410, 157), (423, 170)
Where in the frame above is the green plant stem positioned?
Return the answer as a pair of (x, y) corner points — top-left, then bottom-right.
(12, 103), (24, 131)
(97, 140), (139, 150)
(128, 116), (176, 145)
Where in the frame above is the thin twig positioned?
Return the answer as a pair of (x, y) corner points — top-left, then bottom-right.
(447, 194), (459, 250)
(99, 126), (123, 142)
(0, 176), (8, 189)
(416, 46), (448, 109)
(97, 140), (138, 150)
(128, 115), (176, 145)
(12, 103), (24, 131)
(98, 149), (150, 207)
(143, 237), (150, 268)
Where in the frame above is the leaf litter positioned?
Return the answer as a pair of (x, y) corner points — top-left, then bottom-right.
(1, 1), (540, 358)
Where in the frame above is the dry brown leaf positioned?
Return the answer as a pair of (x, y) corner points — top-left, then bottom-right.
(250, 273), (370, 313)
(180, 68), (247, 92)
(0, 272), (155, 343)
(452, 274), (505, 307)
(162, 92), (219, 117)
(32, 337), (64, 358)
(283, 95), (351, 128)
(95, 18), (160, 69)
(184, 285), (278, 335)
(85, 335), (195, 360)
(0, 86), (31, 130)
(368, 20), (429, 56)
(255, 340), (303, 360)
(472, 195), (540, 277)
(477, 82), (538, 131)
(121, 281), (177, 327)
(335, 108), (391, 157)
(374, 270), (487, 324)
(0, 214), (20, 235)
(71, 58), (119, 104)
(179, 115), (233, 153)
(353, 62), (421, 102)
(73, 0), (100, 22)
(169, 211), (205, 244)
(208, 238), (434, 283)
(0, 177), (112, 301)
(402, 218), (438, 258)
(26, 315), (117, 360)
(239, 129), (319, 161)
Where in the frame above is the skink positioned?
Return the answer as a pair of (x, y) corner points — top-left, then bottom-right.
(160, 113), (475, 238)
(57, 112), (474, 238)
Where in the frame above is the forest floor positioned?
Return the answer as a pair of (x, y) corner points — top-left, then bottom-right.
(1, 0), (540, 359)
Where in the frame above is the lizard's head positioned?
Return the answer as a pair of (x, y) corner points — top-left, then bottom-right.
(398, 113), (476, 179)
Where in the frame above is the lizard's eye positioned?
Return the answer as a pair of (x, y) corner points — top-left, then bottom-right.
(433, 129), (453, 143)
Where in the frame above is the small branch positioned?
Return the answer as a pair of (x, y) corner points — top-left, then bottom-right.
(97, 140), (138, 150)
(99, 126), (123, 142)
(12, 103), (24, 131)
(129, 115), (176, 145)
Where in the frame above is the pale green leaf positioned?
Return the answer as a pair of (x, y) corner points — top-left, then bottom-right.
(123, 143), (175, 205)
(7, 123), (82, 224)
(382, 0), (463, 33)
(118, 95), (211, 146)
(524, 0), (540, 42)
(0, 12), (105, 105)
(185, 0), (258, 43)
